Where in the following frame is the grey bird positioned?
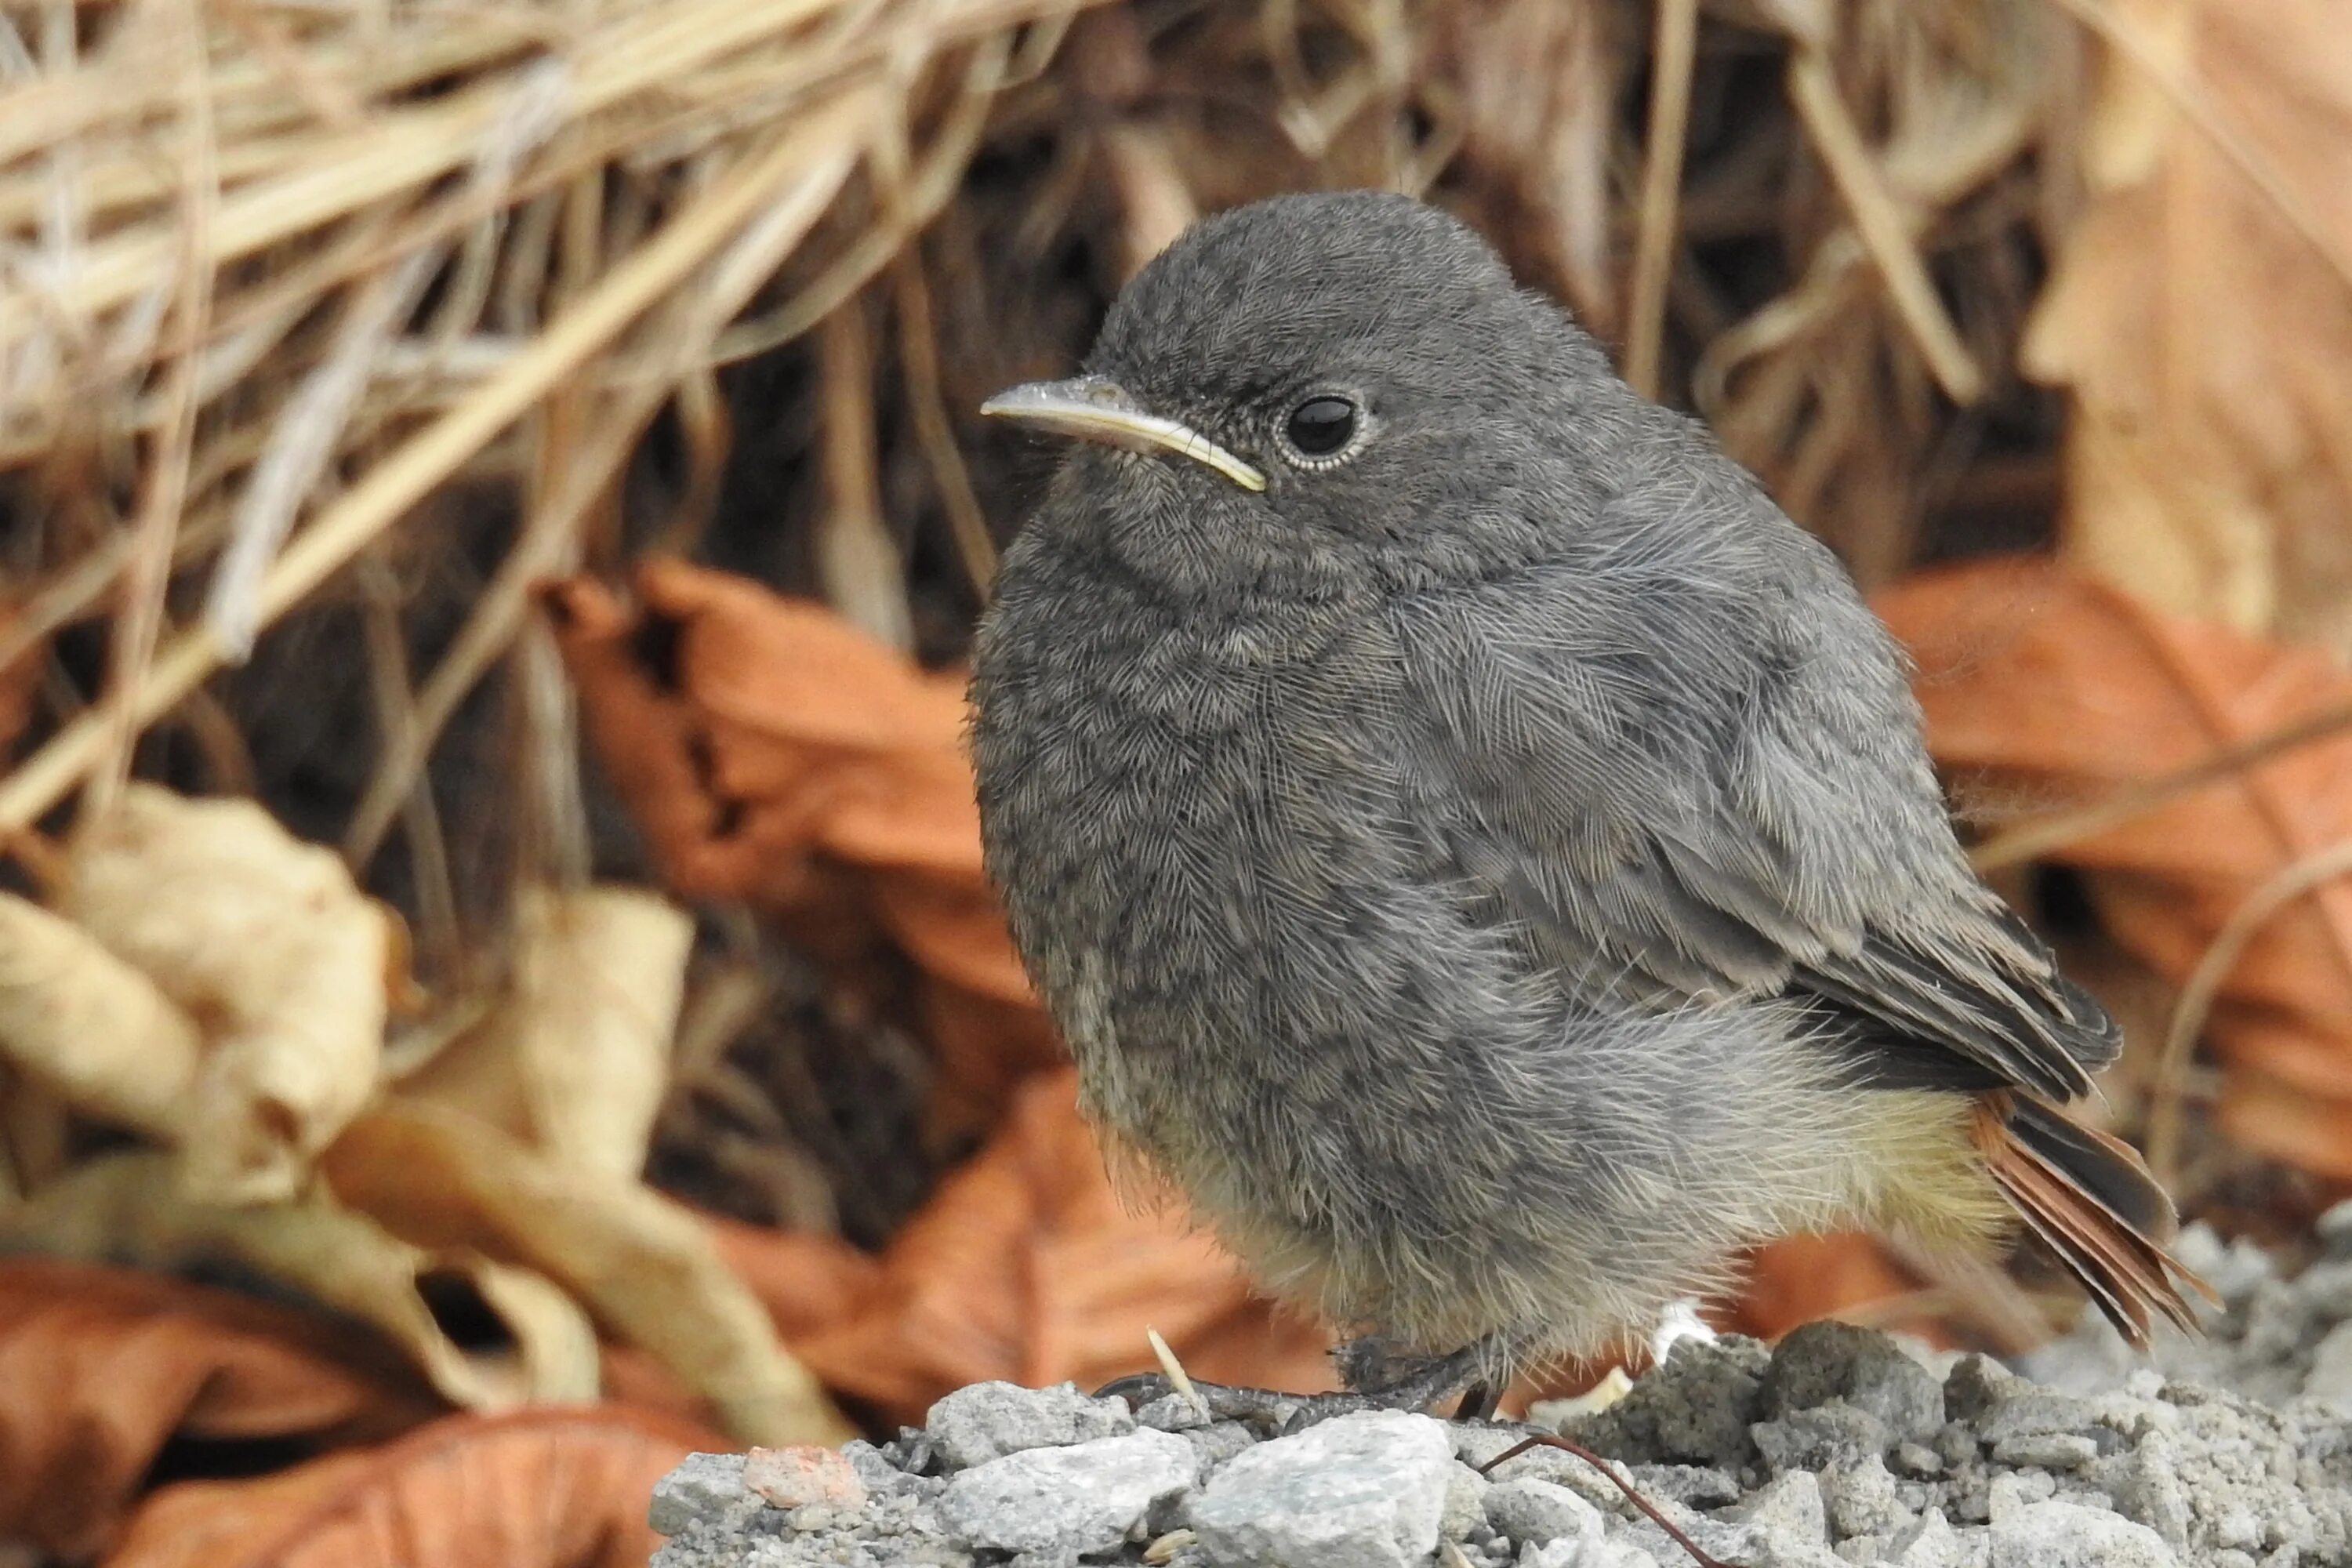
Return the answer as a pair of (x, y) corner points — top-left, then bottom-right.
(967, 191), (2202, 1421)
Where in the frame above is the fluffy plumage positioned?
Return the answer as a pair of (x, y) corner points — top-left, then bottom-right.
(968, 191), (2199, 1367)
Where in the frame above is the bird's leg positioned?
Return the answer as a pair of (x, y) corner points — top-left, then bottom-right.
(1097, 1334), (1515, 1433)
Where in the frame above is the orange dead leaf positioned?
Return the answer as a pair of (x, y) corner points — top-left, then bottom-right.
(545, 562), (1058, 1129)
(0, 1260), (437, 1561)
(1877, 557), (2352, 1174)
(104, 1406), (724, 1568)
(785, 1069), (1333, 1425)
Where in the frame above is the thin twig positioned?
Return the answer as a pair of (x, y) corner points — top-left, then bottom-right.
(1970, 698), (2352, 873)
(2147, 837), (2352, 1185)
(87, 0), (215, 823)
(1785, 45), (1984, 403)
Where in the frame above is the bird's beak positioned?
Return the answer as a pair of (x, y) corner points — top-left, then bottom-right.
(980, 376), (1266, 492)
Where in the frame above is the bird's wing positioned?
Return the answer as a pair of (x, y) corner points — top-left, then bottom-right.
(1384, 536), (2114, 1102)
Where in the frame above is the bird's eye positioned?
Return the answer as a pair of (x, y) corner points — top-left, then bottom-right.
(1282, 396), (1359, 461)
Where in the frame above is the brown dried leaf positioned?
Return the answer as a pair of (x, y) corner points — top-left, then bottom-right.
(789, 1069), (1334, 1424)
(1876, 557), (2352, 1174)
(2023, 0), (2352, 652)
(0, 1259), (436, 1561)
(104, 1405), (724, 1568)
(546, 564), (1022, 985)
(324, 1098), (853, 1447)
(0, 1151), (601, 1413)
(0, 892), (202, 1136)
(401, 884), (694, 1179)
(63, 784), (389, 1203)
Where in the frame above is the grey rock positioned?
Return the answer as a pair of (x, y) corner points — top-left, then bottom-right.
(1989, 1432), (2100, 1471)
(1987, 1498), (2180, 1567)
(1625, 1463), (1740, 1508)
(1189, 1410), (1454, 1568)
(1180, 1421), (1257, 1474)
(2114, 1429), (2193, 1548)
(650, 1452), (748, 1537)
(1881, 1508), (1969, 1568)
(1977, 1390), (2103, 1448)
(1565, 1334), (1771, 1470)
(1483, 1477), (1604, 1551)
(937, 1428), (1194, 1559)
(1724, 1470), (1828, 1546)
(1441, 1461), (1491, 1541)
(2301, 1320), (2352, 1414)
(1766, 1323), (1945, 1445)
(924, 1381), (1135, 1470)
(2316, 1197), (2352, 1259)
(1892, 1441), (1944, 1479)
(1823, 1454), (1912, 1540)
(1753, 1403), (1893, 1474)
(1944, 1356), (2029, 1425)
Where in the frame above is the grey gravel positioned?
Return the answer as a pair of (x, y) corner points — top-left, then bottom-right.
(937, 1428), (1196, 1559)
(651, 1222), (2352, 1568)
(1187, 1410), (1454, 1568)
(925, 1381), (1136, 1470)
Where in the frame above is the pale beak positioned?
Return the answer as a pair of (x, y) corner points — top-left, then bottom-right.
(981, 376), (1266, 492)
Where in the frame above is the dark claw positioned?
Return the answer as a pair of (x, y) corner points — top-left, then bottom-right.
(1093, 1372), (1177, 1408)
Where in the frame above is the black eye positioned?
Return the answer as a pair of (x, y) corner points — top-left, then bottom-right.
(1283, 396), (1359, 459)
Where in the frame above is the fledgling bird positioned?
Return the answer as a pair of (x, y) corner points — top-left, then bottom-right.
(967, 191), (2201, 1418)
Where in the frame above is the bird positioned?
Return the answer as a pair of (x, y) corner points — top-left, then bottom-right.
(966, 190), (2203, 1423)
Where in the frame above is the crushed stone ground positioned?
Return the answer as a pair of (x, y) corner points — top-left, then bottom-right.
(650, 1210), (2352, 1567)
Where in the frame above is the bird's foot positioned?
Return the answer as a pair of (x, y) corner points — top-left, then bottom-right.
(1097, 1339), (1501, 1432)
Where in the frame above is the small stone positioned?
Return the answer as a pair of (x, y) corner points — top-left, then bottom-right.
(1977, 1391), (2103, 1448)
(924, 1381), (1134, 1469)
(1892, 1442), (1944, 1478)
(1724, 1471), (1828, 1547)
(1751, 1403), (1892, 1473)
(1189, 1410), (1454, 1568)
(1626, 1464), (1740, 1508)
(2316, 1197), (2352, 1259)
(938, 1428), (1195, 1559)
(2300, 1319), (2352, 1413)
(1823, 1454), (1912, 1540)
(1944, 1356), (2028, 1425)
(648, 1452), (747, 1537)
(1483, 1477), (1605, 1551)
(1836, 1537), (1886, 1564)
(1766, 1322), (1945, 1444)
(1985, 1472), (2055, 1523)
(1181, 1421), (1258, 1474)
(743, 1446), (867, 1510)
(1988, 1498), (2180, 1567)
(1441, 1462), (1491, 1541)
(1882, 1508), (1966, 1568)
(2114, 1429), (2191, 1547)
(1564, 1335), (1773, 1470)
(1990, 1432), (2100, 1472)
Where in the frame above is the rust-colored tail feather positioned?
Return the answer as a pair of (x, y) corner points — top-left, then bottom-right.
(1971, 1093), (2214, 1345)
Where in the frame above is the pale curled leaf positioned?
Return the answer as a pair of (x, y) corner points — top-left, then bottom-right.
(325, 1099), (853, 1447)
(0, 1151), (600, 1413)
(0, 893), (201, 1136)
(399, 884), (692, 1179)
(61, 784), (389, 1202)
(2024, 0), (2352, 652)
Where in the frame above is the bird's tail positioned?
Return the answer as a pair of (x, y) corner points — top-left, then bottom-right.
(1971, 1092), (2214, 1345)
